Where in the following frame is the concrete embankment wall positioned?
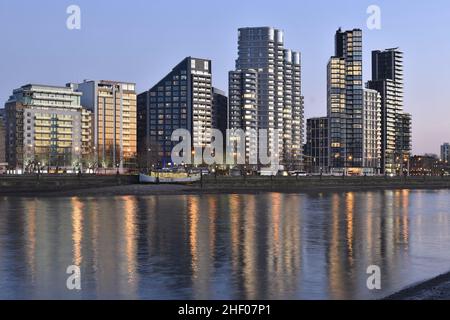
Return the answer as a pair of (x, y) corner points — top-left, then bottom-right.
(199, 176), (450, 192)
(0, 175), (138, 194)
(1, 175), (450, 195)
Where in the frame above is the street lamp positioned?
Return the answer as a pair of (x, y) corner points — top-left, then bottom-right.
(346, 155), (353, 176)
(403, 155), (410, 177)
(147, 148), (152, 173)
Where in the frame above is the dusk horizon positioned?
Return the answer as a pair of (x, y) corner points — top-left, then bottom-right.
(1, 0), (449, 155)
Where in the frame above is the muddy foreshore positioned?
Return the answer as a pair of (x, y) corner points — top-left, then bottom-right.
(385, 272), (450, 300)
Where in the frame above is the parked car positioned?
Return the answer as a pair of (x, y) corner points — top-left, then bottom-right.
(190, 168), (210, 176)
(259, 169), (278, 176)
(289, 171), (307, 177)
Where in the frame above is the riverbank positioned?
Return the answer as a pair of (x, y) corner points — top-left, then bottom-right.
(1, 175), (450, 197)
(0, 174), (137, 195)
(386, 272), (450, 300)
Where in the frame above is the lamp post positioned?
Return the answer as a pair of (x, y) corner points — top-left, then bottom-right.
(74, 146), (80, 174)
(396, 155), (401, 176)
(147, 148), (152, 173)
(403, 154), (410, 177)
(346, 155), (353, 177)
(191, 149), (196, 169)
(93, 146), (97, 174)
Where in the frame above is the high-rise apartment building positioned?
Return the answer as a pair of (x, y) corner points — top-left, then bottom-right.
(228, 69), (259, 162)
(327, 28), (364, 174)
(0, 109), (6, 164)
(396, 112), (412, 163)
(212, 87), (228, 140)
(441, 143), (450, 163)
(4, 84), (92, 172)
(76, 80), (137, 172)
(231, 27), (304, 169)
(367, 48), (409, 174)
(137, 57), (212, 167)
(305, 117), (329, 174)
(363, 89), (381, 173)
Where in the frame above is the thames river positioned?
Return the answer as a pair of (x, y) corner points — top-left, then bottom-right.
(0, 189), (450, 300)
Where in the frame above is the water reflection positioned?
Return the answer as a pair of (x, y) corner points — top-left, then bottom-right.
(25, 200), (37, 284)
(0, 190), (449, 299)
(123, 196), (138, 295)
(71, 198), (83, 266)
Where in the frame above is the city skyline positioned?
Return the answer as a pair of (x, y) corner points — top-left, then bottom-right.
(1, 0), (449, 155)
(2, 1), (450, 306)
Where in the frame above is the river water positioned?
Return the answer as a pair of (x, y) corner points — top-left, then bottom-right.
(0, 189), (449, 300)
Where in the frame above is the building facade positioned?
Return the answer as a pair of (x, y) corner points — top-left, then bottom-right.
(409, 154), (442, 176)
(327, 28), (364, 174)
(4, 84), (91, 172)
(212, 87), (228, 141)
(0, 109), (6, 164)
(396, 111), (412, 170)
(76, 80), (137, 172)
(232, 27), (304, 169)
(367, 48), (409, 174)
(305, 117), (329, 174)
(228, 69), (259, 163)
(363, 89), (382, 173)
(137, 57), (212, 167)
(441, 143), (450, 163)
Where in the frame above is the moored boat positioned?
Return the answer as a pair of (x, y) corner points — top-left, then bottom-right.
(139, 172), (201, 184)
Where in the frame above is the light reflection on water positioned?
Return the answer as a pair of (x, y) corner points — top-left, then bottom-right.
(0, 190), (450, 300)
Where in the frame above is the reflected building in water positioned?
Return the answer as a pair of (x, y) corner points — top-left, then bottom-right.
(325, 190), (411, 299)
(4, 190), (445, 300)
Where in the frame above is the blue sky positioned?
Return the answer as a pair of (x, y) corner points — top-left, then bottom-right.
(1, 0), (449, 154)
